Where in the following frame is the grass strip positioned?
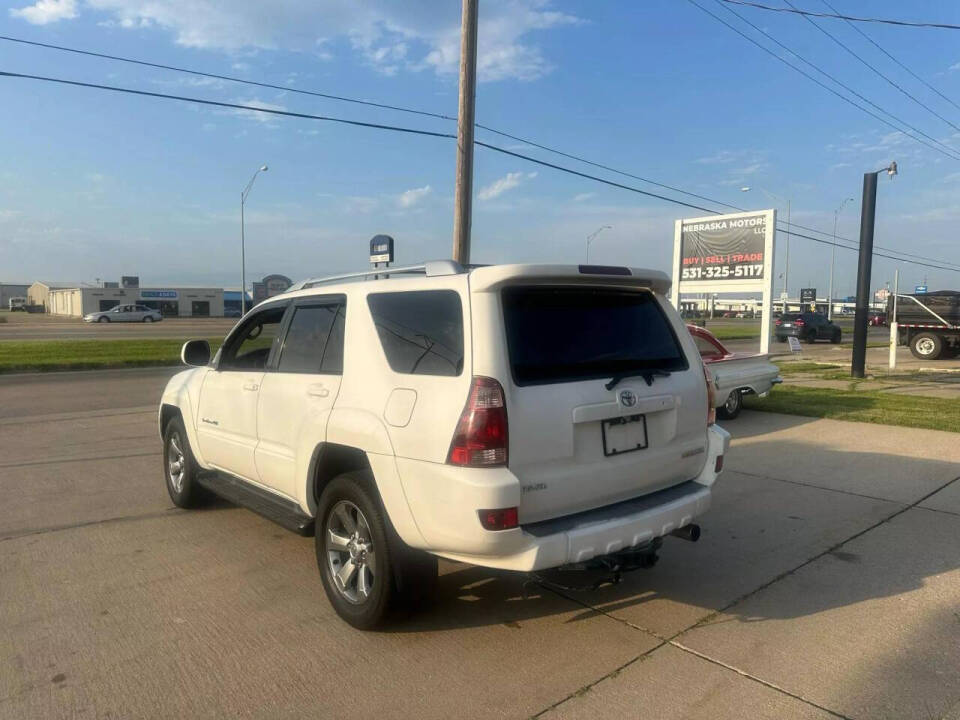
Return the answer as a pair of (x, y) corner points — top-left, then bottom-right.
(744, 384), (960, 433)
(0, 338), (223, 373)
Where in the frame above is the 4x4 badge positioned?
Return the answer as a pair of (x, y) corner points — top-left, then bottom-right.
(619, 390), (637, 408)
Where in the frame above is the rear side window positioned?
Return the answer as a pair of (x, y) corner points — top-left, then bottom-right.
(367, 290), (463, 376)
(278, 302), (345, 374)
(693, 333), (724, 360)
(502, 287), (689, 386)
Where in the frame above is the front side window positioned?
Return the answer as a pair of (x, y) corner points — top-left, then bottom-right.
(219, 305), (286, 370)
(278, 302), (346, 374)
(367, 290), (463, 376)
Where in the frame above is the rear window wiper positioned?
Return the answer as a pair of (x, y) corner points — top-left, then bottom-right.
(605, 368), (672, 390)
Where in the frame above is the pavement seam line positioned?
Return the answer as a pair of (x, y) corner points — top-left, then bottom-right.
(0, 508), (186, 542)
(0, 407), (154, 426)
(668, 640), (852, 719)
(0, 451), (158, 469)
(730, 467), (910, 506)
(532, 472), (960, 719)
(681, 472), (960, 636)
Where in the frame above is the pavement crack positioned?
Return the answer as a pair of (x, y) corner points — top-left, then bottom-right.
(0, 451), (158, 469)
(668, 640), (852, 719)
(0, 508), (186, 541)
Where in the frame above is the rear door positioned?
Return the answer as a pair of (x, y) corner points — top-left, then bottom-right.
(196, 302), (287, 481)
(498, 286), (708, 523)
(254, 296), (345, 499)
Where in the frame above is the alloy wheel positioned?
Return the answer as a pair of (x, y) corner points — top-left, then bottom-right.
(167, 433), (186, 493)
(325, 501), (376, 605)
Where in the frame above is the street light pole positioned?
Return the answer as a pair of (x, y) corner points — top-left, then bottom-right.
(852, 161), (897, 379)
(828, 197), (854, 321)
(585, 225), (612, 263)
(452, 0), (479, 265)
(240, 164), (268, 315)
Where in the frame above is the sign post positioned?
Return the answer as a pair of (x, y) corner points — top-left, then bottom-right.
(672, 209), (776, 354)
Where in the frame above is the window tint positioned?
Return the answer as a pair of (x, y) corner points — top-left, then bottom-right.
(220, 305), (286, 370)
(278, 302), (346, 374)
(502, 287), (688, 386)
(367, 290), (463, 376)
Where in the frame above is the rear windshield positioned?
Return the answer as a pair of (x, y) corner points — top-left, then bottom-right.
(782, 314), (804, 321)
(501, 287), (689, 386)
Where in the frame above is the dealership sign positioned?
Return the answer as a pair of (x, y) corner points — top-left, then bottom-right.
(672, 209), (776, 353)
(140, 290), (178, 299)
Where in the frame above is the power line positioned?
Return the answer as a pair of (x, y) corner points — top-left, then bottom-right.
(1, 68), (958, 273)
(2, 33), (955, 267)
(703, 0), (960, 162)
(718, 1), (960, 31)
(783, 0), (960, 136)
(819, 0), (960, 117)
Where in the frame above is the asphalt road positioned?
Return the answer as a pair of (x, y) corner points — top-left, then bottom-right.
(2, 371), (959, 719)
(0, 314), (237, 341)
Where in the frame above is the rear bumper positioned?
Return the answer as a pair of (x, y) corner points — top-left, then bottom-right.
(398, 425), (730, 572)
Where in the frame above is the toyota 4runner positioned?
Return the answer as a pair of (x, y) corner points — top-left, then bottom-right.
(159, 261), (729, 628)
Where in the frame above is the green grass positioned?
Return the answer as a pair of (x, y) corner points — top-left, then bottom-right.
(744, 385), (960, 433)
(775, 361), (844, 376)
(0, 338), (223, 373)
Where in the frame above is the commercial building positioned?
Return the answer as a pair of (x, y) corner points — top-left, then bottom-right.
(0, 282), (30, 309)
(46, 285), (224, 318)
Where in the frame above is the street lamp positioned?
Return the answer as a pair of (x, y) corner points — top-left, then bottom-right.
(585, 225), (612, 263)
(741, 186), (790, 310)
(851, 161), (897, 378)
(828, 197), (855, 321)
(240, 164), (268, 315)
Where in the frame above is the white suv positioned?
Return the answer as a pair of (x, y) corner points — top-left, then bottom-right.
(159, 261), (729, 628)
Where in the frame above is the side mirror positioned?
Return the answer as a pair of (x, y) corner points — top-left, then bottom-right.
(181, 339), (211, 367)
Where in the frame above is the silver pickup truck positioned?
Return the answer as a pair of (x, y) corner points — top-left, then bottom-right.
(687, 324), (781, 420)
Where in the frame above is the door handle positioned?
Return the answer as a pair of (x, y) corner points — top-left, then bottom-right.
(243, 381), (259, 392)
(307, 383), (330, 398)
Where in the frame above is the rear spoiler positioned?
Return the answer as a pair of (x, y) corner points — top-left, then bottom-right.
(468, 264), (672, 295)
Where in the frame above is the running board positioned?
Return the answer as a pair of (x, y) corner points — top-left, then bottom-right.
(197, 471), (315, 536)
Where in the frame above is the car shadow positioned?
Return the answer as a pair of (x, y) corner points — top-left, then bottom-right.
(385, 429), (960, 634)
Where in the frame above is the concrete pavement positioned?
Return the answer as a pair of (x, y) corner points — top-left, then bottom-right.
(1, 370), (958, 719)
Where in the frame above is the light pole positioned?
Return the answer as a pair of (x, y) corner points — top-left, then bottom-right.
(585, 225), (612, 263)
(240, 164), (268, 315)
(828, 197), (855, 321)
(852, 161), (897, 379)
(741, 186), (790, 310)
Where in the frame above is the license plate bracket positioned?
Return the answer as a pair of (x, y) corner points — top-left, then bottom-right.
(602, 414), (648, 457)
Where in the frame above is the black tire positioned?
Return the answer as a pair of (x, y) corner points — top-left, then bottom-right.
(316, 472), (437, 630)
(717, 389), (743, 420)
(910, 332), (943, 360)
(143, 316), (154, 323)
(776, 336), (787, 343)
(98, 316), (110, 323)
(162, 416), (209, 508)
(803, 329), (816, 344)
(830, 328), (842, 344)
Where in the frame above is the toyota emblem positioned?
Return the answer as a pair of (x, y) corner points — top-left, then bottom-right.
(619, 389), (637, 408)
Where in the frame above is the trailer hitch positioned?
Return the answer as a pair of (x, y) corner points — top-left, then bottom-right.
(523, 538), (663, 596)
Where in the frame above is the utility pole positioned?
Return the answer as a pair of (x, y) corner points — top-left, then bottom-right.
(452, 0), (479, 266)
(828, 197), (854, 321)
(852, 161), (897, 378)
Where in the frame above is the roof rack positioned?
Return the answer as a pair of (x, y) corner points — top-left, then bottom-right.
(287, 259), (464, 292)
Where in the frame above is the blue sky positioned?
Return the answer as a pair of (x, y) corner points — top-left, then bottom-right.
(2, 0), (960, 296)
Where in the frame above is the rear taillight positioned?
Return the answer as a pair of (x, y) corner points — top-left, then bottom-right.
(447, 376), (508, 467)
(794, 319), (805, 327)
(703, 363), (716, 426)
(775, 319), (782, 326)
(478, 507), (519, 531)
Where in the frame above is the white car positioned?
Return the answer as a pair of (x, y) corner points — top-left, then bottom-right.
(159, 261), (729, 628)
(84, 304), (163, 323)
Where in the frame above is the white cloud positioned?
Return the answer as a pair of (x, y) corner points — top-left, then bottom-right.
(478, 171), (536, 201)
(9, 0), (76, 24)
(950, 61), (960, 72)
(342, 196), (379, 214)
(573, 192), (596, 202)
(396, 185), (432, 209)
(46, 0), (578, 82)
(229, 98), (287, 124)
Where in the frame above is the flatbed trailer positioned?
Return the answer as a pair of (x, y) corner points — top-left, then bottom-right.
(887, 291), (960, 360)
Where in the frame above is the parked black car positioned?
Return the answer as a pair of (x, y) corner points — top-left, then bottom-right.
(775, 312), (841, 344)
